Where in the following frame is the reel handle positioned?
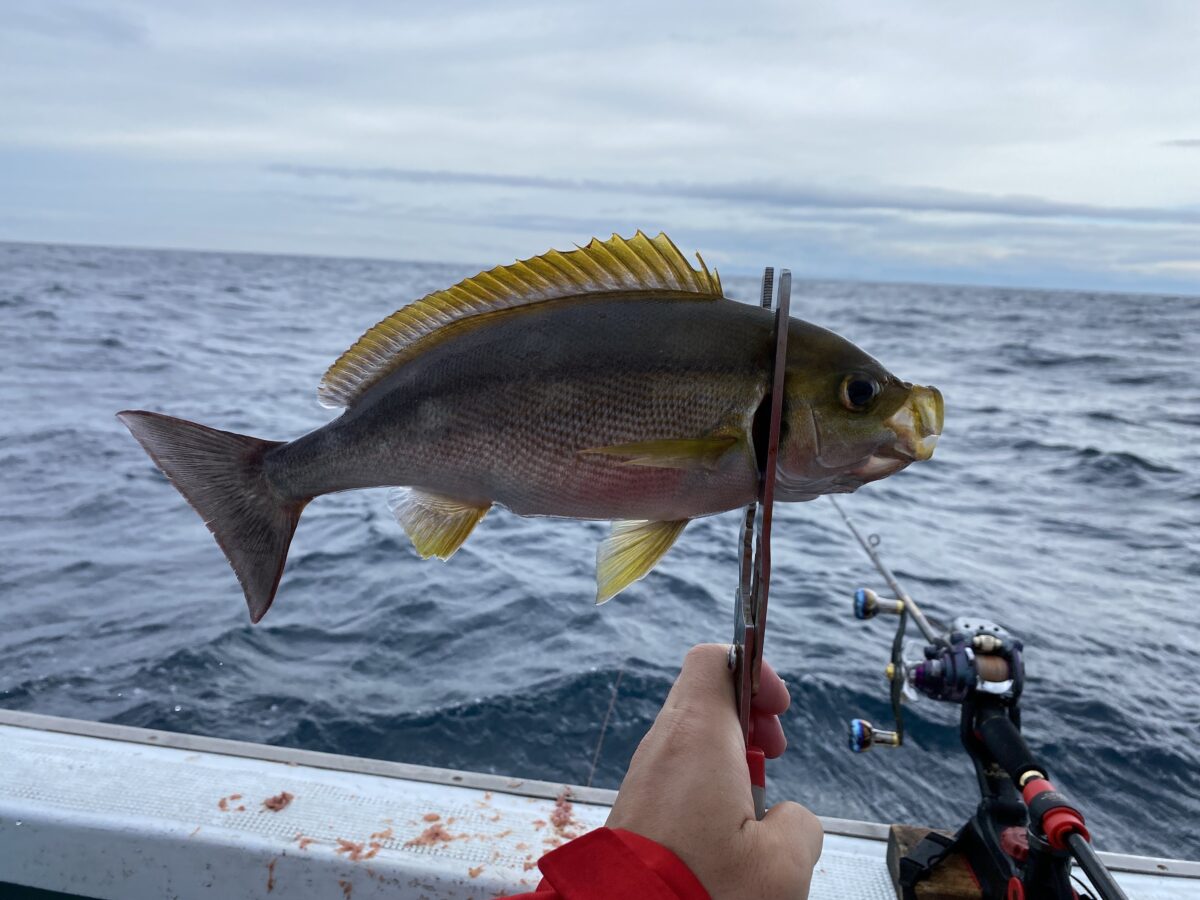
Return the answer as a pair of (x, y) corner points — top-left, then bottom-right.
(853, 587), (904, 620)
(848, 718), (900, 752)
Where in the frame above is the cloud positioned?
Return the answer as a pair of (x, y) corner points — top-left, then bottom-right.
(252, 157), (1200, 295)
(1, 1), (1198, 292)
(269, 164), (1200, 227)
(1, 3), (146, 47)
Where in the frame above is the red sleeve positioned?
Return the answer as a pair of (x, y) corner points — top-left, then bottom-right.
(500, 827), (711, 899)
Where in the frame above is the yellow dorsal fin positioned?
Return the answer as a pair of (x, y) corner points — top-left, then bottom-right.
(319, 231), (723, 409)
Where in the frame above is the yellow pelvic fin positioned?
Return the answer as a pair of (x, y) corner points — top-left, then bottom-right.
(596, 519), (689, 605)
(319, 231), (724, 409)
(579, 434), (739, 471)
(387, 488), (490, 560)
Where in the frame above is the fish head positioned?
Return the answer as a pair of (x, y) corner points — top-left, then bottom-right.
(775, 321), (943, 498)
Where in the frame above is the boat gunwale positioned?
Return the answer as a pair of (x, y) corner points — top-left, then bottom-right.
(1, 708), (1195, 880)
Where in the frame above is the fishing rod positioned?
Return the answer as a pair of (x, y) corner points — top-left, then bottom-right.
(829, 496), (938, 643)
(831, 498), (1129, 900)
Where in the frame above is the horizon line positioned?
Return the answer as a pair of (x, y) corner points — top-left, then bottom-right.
(1, 235), (1196, 301)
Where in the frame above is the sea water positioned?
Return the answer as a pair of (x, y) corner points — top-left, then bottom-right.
(1, 241), (1196, 858)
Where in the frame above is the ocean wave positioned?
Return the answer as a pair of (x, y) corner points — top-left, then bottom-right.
(996, 343), (1120, 369)
(1, 241), (1197, 859)
(1011, 440), (1181, 486)
(1062, 447), (1182, 487)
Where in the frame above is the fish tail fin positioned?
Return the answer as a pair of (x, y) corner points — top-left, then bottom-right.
(117, 410), (308, 623)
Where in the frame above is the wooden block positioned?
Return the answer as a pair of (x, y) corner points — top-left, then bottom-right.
(887, 824), (981, 899)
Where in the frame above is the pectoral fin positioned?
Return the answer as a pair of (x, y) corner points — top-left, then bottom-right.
(387, 488), (490, 560)
(596, 519), (689, 604)
(579, 435), (739, 470)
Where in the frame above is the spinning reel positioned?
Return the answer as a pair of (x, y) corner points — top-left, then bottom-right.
(830, 497), (1128, 900)
(848, 606), (1023, 753)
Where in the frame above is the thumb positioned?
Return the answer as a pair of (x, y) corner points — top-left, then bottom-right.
(756, 800), (824, 882)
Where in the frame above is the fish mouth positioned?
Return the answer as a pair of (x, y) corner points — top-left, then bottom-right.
(882, 384), (943, 462)
(850, 384), (943, 481)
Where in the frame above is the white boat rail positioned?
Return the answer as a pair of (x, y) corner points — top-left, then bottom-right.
(1, 709), (1195, 899)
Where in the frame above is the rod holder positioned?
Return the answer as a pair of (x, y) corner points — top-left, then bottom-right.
(848, 718), (901, 753)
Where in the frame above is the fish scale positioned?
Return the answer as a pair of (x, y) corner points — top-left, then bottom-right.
(274, 297), (768, 521)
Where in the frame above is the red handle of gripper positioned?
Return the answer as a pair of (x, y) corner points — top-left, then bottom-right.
(746, 746), (766, 787)
(747, 746), (766, 821)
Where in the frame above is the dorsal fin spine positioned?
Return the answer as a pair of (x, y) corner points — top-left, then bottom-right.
(541, 251), (590, 289)
(530, 254), (579, 290)
(656, 241), (690, 285)
(632, 233), (673, 286)
(567, 246), (610, 286)
(452, 285), (484, 307)
(473, 271), (511, 301)
(606, 236), (652, 285)
(523, 259), (561, 292)
(589, 239), (636, 285)
(506, 260), (539, 292)
(318, 230), (723, 410)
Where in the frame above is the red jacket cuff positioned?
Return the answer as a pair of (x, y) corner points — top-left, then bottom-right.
(503, 827), (710, 899)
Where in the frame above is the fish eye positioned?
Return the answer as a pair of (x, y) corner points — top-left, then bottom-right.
(840, 373), (880, 411)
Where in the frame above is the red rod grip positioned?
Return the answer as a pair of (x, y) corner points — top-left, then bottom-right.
(1022, 778), (1089, 850)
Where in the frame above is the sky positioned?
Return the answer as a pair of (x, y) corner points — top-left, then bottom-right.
(2, 1), (1198, 293)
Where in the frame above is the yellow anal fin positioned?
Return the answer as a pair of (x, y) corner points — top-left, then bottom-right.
(387, 488), (490, 560)
(579, 435), (739, 471)
(596, 519), (689, 604)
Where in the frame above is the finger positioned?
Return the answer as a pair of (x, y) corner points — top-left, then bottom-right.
(751, 660), (790, 716)
(760, 800), (824, 872)
(750, 712), (787, 758)
(666, 644), (738, 711)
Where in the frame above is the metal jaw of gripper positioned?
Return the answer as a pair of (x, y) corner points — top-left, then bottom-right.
(729, 266), (791, 820)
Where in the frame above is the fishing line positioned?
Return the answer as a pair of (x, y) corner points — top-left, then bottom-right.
(586, 664), (625, 788)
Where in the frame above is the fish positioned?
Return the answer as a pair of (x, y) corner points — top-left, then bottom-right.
(118, 231), (943, 622)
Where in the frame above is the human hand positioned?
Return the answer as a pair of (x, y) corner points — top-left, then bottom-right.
(606, 644), (823, 899)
